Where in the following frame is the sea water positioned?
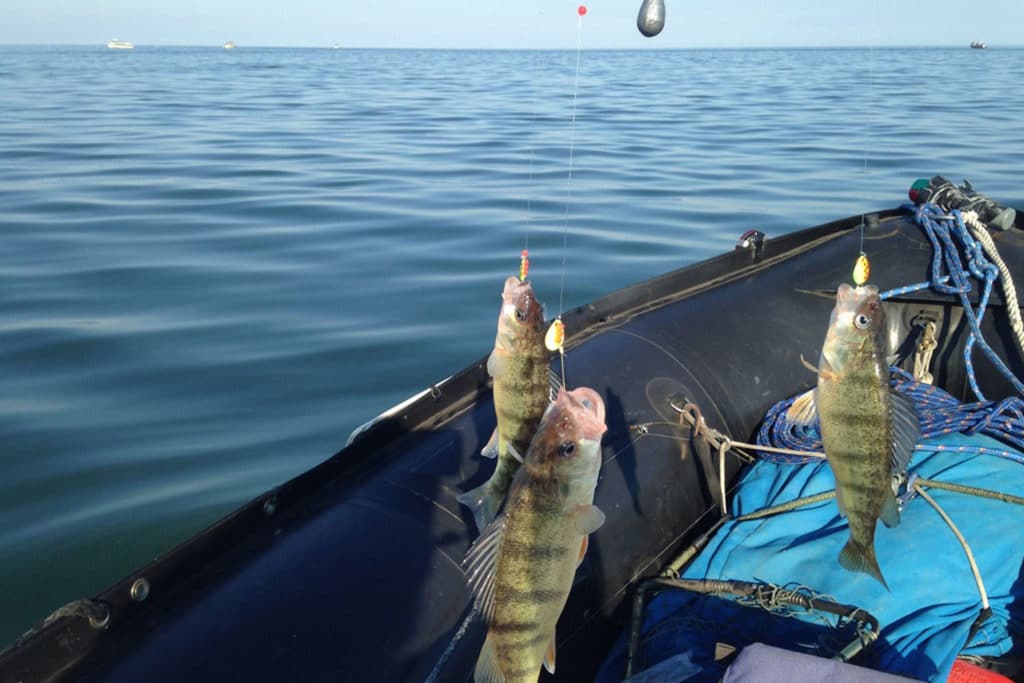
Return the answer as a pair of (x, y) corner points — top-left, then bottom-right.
(0, 45), (1022, 646)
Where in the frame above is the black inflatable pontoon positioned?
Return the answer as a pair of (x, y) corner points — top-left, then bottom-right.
(2, 209), (1022, 683)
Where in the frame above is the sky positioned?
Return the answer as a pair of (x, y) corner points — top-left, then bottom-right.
(2, 0), (1023, 49)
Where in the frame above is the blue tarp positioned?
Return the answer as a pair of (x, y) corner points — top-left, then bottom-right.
(597, 432), (1024, 682)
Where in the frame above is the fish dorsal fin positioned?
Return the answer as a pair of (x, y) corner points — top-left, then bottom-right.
(486, 349), (505, 380)
(571, 504), (605, 535)
(890, 390), (920, 475)
(462, 515), (506, 623)
(543, 635), (556, 674)
(785, 389), (818, 427)
(548, 368), (563, 402)
(474, 634), (506, 683)
(480, 428), (499, 459)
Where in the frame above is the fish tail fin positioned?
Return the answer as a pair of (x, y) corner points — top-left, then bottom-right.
(457, 481), (503, 532)
(474, 633), (507, 683)
(839, 539), (890, 590)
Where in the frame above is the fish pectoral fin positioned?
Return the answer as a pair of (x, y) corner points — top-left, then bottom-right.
(800, 353), (842, 382)
(890, 390), (921, 475)
(486, 349), (506, 379)
(818, 351), (842, 383)
(474, 634), (507, 683)
(799, 354), (819, 375)
(548, 368), (563, 402)
(785, 389), (818, 427)
(456, 481), (503, 532)
(462, 515), (507, 622)
(880, 490), (900, 529)
(506, 442), (524, 465)
(834, 486), (848, 518)
(543, 635), (556, 674)
(481, 429), (499, 459)
(570, 504), (606, 535)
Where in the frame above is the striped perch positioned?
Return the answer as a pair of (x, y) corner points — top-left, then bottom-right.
(459, 276), (553, 532)
(463, 387), (606, 683)
(789, 283), (919, 587)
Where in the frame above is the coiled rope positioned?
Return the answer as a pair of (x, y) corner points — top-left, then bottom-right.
(880, 203), (1024, 400)
(757, 367), (1024, 465)
(961, 210), (1024, 360)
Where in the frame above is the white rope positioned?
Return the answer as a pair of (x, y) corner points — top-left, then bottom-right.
(718, 440), (730, 517)
(913, 480), (989, 610)
(666, 401), (825, 518)
(668, 401), (825, 464)
(962, 211), (1024, 361)
(913, 320), (938, 385)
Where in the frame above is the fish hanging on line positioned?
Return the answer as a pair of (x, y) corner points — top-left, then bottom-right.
(463, 387), (607, 683)
(457, 275), (558, 531)
(787, 283), (920, 588)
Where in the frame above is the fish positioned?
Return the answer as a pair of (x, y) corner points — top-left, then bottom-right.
(788, 283), (919, 587)
(463, 387), (607, 683)
(458, 275), (554, 531)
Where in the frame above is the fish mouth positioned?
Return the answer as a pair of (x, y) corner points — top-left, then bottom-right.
(499, 276), (544, 328)
(836, 282), (879, 305)
(557, 387), (607, 438)
(501, 275), (531, 303)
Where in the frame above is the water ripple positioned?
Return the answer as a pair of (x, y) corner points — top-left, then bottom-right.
(1, 45), (1023, 645)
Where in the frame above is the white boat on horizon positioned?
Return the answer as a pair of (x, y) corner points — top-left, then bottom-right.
(224, 41), (236, 49)
(107, 39), (134, 49)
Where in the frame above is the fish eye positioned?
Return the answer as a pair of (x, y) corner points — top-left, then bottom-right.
(515, 308), (527, 321)
(559, 441), (575, 458)
(854, 313), (871, 329)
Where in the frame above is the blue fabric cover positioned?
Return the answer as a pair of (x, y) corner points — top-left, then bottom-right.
(596, 432), (1024, 683)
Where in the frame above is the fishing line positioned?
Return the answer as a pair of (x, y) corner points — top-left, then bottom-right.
(548, 5), (588, 385)
(558, 5), (586, 317)
(855, 4), (876, 285)
(518, 11), (547, 282)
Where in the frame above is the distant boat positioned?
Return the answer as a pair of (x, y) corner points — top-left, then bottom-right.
(970, 41), (987, 49)
(107, 39), (134, 49)
(331, 43), (342, 49)
(224, 41), (236, 49)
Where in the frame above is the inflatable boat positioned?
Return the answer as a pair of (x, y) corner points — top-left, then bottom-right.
(2, 204), (1022, 682)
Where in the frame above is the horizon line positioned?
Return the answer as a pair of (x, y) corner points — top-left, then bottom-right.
(1, 42), (1020, 50)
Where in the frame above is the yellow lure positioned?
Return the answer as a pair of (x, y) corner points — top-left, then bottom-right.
(853, 252), (870, 286)
(545, 318), (565, 353)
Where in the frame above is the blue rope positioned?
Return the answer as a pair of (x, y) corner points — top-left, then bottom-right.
(756, 367), (1024, 465)
(878, 276), (949, 300)
(756, 200), (1024, 470)
(893, 203), (1024, 400)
